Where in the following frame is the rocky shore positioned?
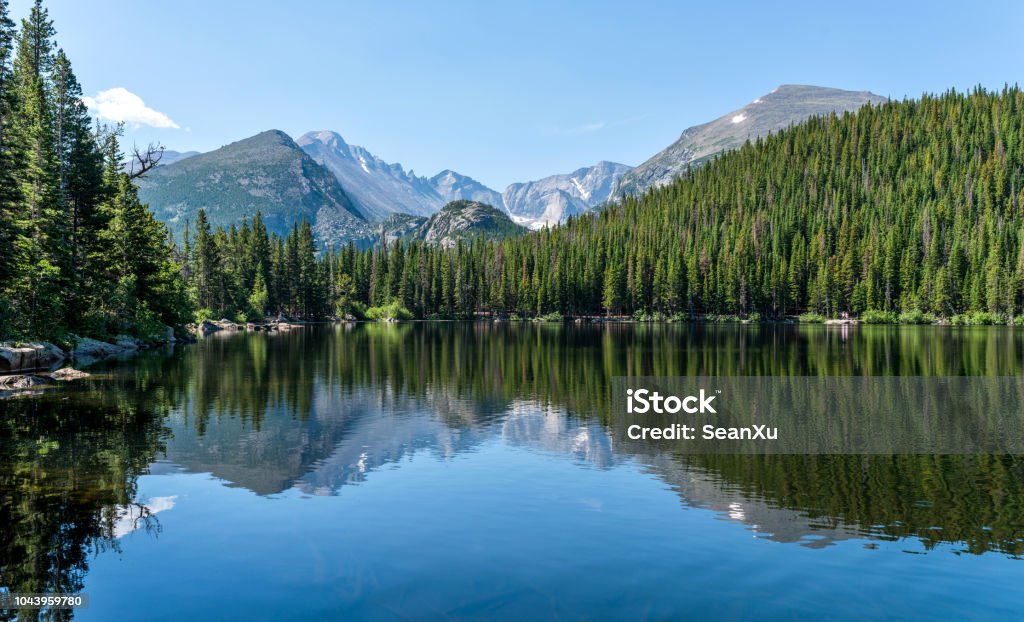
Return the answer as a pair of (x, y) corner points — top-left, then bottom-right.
(0, 328), (180, 396)
(185, 318), (308, 337)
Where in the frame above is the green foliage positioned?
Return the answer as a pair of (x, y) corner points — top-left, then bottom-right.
(951, 311), (1006, 326)
(132, 306), (168, 342)
(861, 310), (897, 324)
(898, 309), (937, 325)
(535, 312), (564, 322)
(798, 312), (826, 324)
(706, 314), (742, 323)
(633, 310), (670, 322)
(178, 212), (332, 321)
(193, 308), (214, 324)
(348, 301), (368, 320)
(0, 2), (189, 340)
(365, 300), (413, 321)
(247, 271), (269, 318)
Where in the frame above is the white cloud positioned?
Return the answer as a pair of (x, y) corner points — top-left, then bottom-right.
(112, 496), (178, 538)
(82, 87), (179, 129)
(550, 114), (652, 137)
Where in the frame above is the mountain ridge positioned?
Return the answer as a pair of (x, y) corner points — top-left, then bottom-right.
(613, 84), (888, 197)
(296, 130), (441, 220)
(136, 129), (368, 246)
(502, 160), (632, 229)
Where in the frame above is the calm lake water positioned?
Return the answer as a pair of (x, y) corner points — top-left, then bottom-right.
(2, 323), (1024, 621)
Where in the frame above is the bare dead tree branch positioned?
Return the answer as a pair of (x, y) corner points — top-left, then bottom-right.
(128, 143), (165, 179)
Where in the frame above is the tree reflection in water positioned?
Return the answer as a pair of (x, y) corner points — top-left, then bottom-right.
(2, 322), (1023, 620)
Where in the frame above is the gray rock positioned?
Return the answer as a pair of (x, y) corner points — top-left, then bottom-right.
(49, 367), (91, 381)
(192, 320), (221, 336)
(72, 337), (124, 363)
(379, 200), (525, 249)
(114, 335), (140, 350)
(0, 342), (67, 372)
(136, 129), (369, 250)
(0, 374), (52, 388)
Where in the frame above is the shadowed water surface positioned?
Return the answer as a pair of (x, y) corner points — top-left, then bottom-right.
(1, 323), (1023, 621)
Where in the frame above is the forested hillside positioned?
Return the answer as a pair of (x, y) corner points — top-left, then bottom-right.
(183, 87), (1024, 322)
(0, 0), (187, 341)
(314, 86), (1024, 320)
(4, 0), (1023, 329)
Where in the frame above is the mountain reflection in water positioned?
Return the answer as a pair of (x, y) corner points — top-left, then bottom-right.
(2, 322), (1024, 619)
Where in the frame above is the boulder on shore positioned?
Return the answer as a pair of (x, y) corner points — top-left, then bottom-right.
(0, 342), (67, 373)
(189, 320), (221, 336)
(72, 337), (126, 364)
(114, 335), (141, 350)
(49, 367), (91, 381)
(0, 374), (52, 389)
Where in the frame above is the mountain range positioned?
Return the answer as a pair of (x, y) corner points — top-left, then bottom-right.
(294, 130), (620, 229)
(502, 160), (632, 229)
(296, 130), (506, 221)
(138, 84), (886, 245)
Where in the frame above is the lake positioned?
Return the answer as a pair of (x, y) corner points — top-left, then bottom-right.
(1, 323), (1023, 620)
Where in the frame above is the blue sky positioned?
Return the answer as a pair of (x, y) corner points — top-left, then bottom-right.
(9, 0), (1024, 189)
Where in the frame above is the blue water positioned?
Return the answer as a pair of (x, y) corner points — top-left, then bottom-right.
(83, 435), (1023, 621)
(5, 323), (1024, 620)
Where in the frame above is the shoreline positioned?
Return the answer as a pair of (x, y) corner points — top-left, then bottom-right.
(4, 312), (1018, 381)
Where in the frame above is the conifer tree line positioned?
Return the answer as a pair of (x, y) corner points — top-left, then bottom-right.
(182, 85), (1024, 323)
(5, 0), (1024, 330)
(306, 85), (1024, 321)
(181, 210), (328, 320)
(0, 0), (187, 341)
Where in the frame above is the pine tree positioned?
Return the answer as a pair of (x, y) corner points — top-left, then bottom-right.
(192, 208), (221, 313)
(0, 0), (24, 335)
(51, 48), (103, 326)
(10, 0), (60, 336)
(248, 271), (268, 317)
